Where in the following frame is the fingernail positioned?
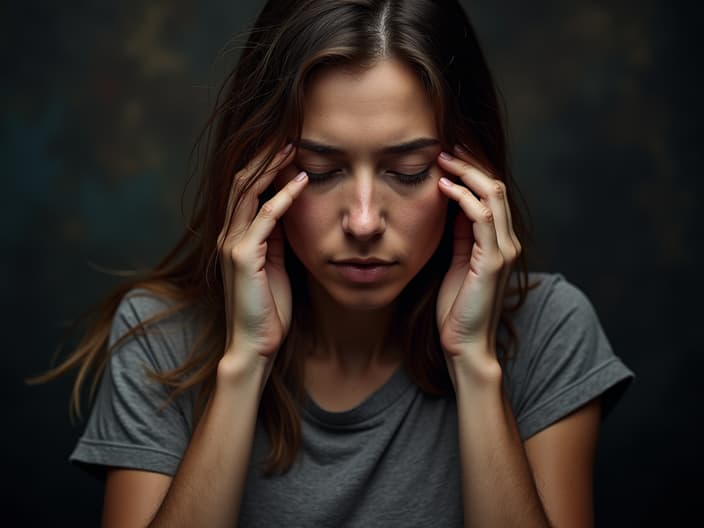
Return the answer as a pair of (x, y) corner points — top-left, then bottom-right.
(439, 176), (453, 186)
(453, 144), (469, 155)
(439, 151), (453, 160)
(283, 143), (294, 154)
(294, 171), (307, 181)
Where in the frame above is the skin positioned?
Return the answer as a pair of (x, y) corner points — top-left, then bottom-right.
(101, 57), (602, 528)
(274, 58), (448, 379)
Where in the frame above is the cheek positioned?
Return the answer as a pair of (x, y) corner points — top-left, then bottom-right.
(396, 186), (448, 243)
(282, 192), (330, 251)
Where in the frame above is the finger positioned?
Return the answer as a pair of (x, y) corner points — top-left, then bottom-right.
(231, 142), (296, 226)
(438, 176), (503, 273)
(447, 146), (522, 336)
(221, 143), (296, 247)
(501, 186), (520, 253)
(438, 149), (517, 261)
(453, 145), (521, 251)
(224, 145), (288, 233)
(239, 171), (308, 255)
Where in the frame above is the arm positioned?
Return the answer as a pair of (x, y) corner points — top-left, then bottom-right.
(101, 355), (267, 528)
(453, 356), (600, 528)
(522, 396), (601, 528)
(100, 143), (305, 527)
(103, 470), (171, 527)
(146, 356), (267, 527)
(435, 147), (615, 527)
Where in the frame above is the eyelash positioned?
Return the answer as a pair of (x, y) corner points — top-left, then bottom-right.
(303, 167), (432, 186)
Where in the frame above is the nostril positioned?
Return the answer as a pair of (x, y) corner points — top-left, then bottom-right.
(345, 219), (385, 238)
(342, 208), (385, 236)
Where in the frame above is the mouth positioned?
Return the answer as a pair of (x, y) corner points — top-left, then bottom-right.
(329, 258), (397, 283)
(331, 258), (395, 266)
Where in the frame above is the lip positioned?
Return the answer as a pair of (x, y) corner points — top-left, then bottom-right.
(330, 258), (396, 284)
(332, 257), (395, 266)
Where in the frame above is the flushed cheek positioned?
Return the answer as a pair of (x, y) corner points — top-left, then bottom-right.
(281, 193), (332, 252)
(395, 188), (448, 247)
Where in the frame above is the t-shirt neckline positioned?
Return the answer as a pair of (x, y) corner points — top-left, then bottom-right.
(303, 363), (415, 426)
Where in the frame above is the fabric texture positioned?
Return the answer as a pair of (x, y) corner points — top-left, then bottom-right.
(69, 271), (635, 526)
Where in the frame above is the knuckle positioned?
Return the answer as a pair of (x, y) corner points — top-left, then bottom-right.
(259, 200), (275, 217)
(491, 180), (506, 197)
(229, 244), (245, 265)
(458, 161), (471, 175)
(233, 162), (251, 181)
(232, 166), (246, 183)
(459, 187), (477, 206)
(480, 207), (494, 223)
(234, 176), (249, 194)
(457, 186), (471, 200)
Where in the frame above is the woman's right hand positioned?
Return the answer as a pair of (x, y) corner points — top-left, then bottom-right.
(217, 142), (307, 374)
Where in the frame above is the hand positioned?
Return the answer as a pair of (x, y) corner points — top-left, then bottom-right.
(217, 143), (308, 368)
(435, 145), (522, 373)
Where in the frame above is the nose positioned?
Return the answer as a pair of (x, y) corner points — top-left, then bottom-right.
(341, 173), (386, 241)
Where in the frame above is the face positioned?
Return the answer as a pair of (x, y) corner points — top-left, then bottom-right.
(275, 57), (449, 311)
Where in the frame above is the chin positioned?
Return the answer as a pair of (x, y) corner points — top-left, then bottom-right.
(337, 299), (395, 311)
(324, 283), (404, 312)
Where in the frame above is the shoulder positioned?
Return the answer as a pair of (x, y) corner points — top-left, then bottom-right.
(504, 271), (599, 342)
(502, 270), (613, 364)
(522, 270), (591, 303)
(69, 287), (200, 478)
(501, 271), (636, 439)
(116, 287), (184, 327)
(109, 287), (204, 373)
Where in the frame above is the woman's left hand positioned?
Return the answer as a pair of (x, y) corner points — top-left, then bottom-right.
(435, 145), (522, 377)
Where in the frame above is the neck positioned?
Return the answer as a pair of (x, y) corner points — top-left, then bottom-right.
(303, 277), (401, 378)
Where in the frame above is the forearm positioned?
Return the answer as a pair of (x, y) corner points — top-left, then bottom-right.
(452, 355), (551, 528)
(148, 353), (267, 528)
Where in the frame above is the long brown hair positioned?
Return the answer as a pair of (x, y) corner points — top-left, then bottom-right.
(27, 0), (540, 476)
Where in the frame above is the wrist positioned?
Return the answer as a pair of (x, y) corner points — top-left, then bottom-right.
(446, 349), (503, 388)
(217, 351), (271, 388)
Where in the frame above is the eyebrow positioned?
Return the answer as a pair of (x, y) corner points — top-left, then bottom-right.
(296, 137), (440, 156)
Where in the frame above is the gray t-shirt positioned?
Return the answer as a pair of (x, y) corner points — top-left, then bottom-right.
(69, 271), (635, 526)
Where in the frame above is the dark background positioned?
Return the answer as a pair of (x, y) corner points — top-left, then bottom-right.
(4, 0), (701, 525)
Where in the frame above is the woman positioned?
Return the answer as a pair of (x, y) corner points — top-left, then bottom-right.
(30, 0), (634, 526)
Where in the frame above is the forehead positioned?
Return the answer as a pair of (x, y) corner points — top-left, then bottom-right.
(301, 58), (438, 151)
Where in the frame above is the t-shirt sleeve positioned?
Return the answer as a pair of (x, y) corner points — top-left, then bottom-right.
(502, 273), (636, 441)
(68, 290), (195, 480)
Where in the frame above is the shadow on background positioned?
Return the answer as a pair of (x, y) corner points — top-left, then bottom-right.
(4, 1), (701, 525)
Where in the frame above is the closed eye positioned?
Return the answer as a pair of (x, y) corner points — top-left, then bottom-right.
(304, 167), (431, 186)
(304, 169), (342, 183)
(394, 168), (431, 186)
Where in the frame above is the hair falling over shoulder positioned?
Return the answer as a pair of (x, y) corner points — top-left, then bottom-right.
(27, 0), (542, 476)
